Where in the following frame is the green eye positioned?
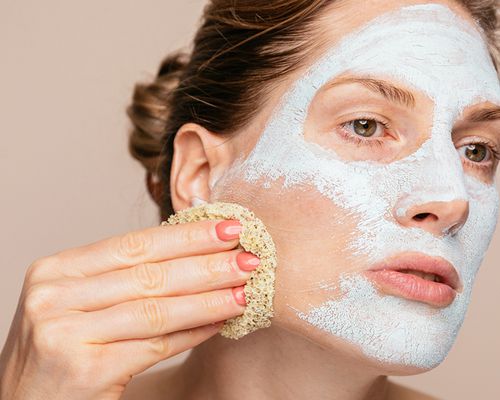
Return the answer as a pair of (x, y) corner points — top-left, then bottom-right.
(353, 119), (378, 137)
(464, 144), (487, 162)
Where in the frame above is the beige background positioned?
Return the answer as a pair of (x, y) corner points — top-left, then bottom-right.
(1, 1), (498, 398)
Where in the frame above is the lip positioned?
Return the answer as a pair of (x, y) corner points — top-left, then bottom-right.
(364, 252), (462, 308)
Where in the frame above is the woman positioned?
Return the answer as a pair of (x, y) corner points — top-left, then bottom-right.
(1, 0), (499, 399)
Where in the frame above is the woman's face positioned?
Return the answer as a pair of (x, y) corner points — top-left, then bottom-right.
(208, 0), (500, 374)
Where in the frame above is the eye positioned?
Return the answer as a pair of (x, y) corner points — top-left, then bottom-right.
(337, 116), (391, 148)
(351, 119), (379, 137)
(458, 143), (491, 163)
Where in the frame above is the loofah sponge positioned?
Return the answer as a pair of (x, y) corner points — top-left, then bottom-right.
(161, 201), (277, 340)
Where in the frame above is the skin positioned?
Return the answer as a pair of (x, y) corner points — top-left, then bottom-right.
(0, 218), (254, 399)
(0, 1), (496, 400)
(124, 0), (499, 399)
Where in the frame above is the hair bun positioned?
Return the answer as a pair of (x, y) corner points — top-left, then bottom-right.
(127, 52), (189, 176)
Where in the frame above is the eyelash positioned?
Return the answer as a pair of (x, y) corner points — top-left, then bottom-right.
(338, 116), (391, 149)
(458, 137), (500, 171)
(338, 117), (500, 170)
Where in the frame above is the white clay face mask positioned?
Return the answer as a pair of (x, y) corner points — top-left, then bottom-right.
(210, 3), (500, 369)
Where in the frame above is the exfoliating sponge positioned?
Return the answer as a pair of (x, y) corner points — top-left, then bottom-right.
(161, 201), (277, 340)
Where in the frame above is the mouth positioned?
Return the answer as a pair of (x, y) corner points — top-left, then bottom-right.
(364, 252), (462, 308)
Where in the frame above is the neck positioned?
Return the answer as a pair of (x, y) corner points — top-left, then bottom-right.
(173, 324), (389, 400)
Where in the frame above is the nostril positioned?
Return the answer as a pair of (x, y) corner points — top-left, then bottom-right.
(413, 213), (437, 222)
(414, 213), (429, 221)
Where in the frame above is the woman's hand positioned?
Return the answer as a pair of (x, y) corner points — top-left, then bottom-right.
(0, 219), (256, 400)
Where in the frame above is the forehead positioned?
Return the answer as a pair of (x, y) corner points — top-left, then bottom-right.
(292, 3), (500, 117)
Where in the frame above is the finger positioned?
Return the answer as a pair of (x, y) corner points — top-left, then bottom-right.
(78, 287), (246, 343)
(33, 219), (243, 281)
(59, 248), (258, 311)
(101, 322), (224, 379)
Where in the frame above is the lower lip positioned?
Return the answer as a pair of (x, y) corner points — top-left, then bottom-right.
(364, 270), (456, 308)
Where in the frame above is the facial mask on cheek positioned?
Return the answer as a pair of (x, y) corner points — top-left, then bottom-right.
(213, 4), (500, 368)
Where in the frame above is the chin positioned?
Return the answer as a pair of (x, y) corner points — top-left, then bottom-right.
(290, 314), (454, 376)
(274, 269), (467, 376)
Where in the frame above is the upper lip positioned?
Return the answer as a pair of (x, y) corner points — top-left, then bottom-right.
(367, 252), (462, 292)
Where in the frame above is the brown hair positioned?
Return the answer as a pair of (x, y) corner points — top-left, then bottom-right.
(127, 0), (500, 221)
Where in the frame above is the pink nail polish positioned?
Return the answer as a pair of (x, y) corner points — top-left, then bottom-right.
(215, 220), (243, 241)
(236, 251), (261, 271)
(232, 286), (247, 306)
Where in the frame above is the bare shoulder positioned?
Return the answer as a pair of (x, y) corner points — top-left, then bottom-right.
(387, 380), (440, 400)
(120, 365), (180, 400)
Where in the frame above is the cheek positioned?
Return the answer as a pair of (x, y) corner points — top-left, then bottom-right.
(210, 166), (374, 324)
(459, 176), (499, 279)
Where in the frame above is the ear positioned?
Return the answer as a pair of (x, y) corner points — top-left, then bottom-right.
(169, 122), (235, 212)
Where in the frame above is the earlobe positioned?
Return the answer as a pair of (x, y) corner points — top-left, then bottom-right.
(169, 122), (234, 212)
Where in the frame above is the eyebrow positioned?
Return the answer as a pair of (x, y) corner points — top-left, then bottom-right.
(325, 76), (416, 108)
(467, 106), (500, 123)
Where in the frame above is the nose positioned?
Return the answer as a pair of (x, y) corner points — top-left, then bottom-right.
(394, 199), (469, 237)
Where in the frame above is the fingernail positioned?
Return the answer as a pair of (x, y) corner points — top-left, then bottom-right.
(236, 251), (261, 271)
(215, 220), (242, 241)
(232, 286), (247, 306)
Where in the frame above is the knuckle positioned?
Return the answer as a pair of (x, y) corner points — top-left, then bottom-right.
(146, 335), (172, 358)
(200, 255), (218, 281)
(26, 256), (59, 283)
(133, 262), (167, 296)
(138, 299), (168, 335)
(177, 222), (208, 246)
(202, 253), (237, 286)
(32, 320), (63, 354)
(200, 292), (227, 316)
(24, 283), (58, 319)
(116, 230), (152, 263)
